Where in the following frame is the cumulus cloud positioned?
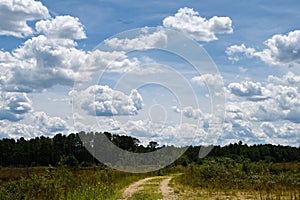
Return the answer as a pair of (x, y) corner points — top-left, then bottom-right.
(285, 108), (300, 123)
(260, 122), (277, 138)
(226, 44), (256, 62)
(225, 104), (244, 121)
(251, 99), (286, 122)
(33, 112), (68, 133)
(0, 121), (35, 139)
(85, 49), (151, 74)
(0, 91), (32, 121)
(278, 122), (300, 139)
(1, 1), (299, 146)
(226, 79), (300, 123)
(104, 28), (167, 50)
(172, 106), (203, 120)
(268, 71), (300, 85)
(70, 74), (300, 147)
(228, 80), (262, 97)
(0, 36), (157, 92)
(35, 15), (87, 39)
(266, 84), (300, 110)
(191, 74), (223, 87)
(221, 119), (300, 146)
(226, 30), (300, 66)
(224, 119), (257, 139)
(0, 112), (69, 138)
(163, 7), (233, 42)
(258, 121), (300, 145)
(0, 0), (50, 37)
(121, 120), (151, 138)
(71, 85), (143, 116)
(0, 35), (87, 92)
(118, 119), (210, 146)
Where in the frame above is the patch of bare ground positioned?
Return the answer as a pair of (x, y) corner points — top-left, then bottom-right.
(118, 177), (156, 200)
(119, 176), (177, 200)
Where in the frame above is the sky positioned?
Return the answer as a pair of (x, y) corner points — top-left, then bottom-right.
(0, 0), (300, 147)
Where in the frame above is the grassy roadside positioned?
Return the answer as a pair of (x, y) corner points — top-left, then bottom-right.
(171, 161), (300, 199)
(128, 177), (164, 200)
(0, 166), (149, 200)
(1, 162), (299, 199)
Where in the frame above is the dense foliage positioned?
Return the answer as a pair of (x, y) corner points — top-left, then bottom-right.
(0, 132), (299, 167)
(174, 160), (300, 199)
(0, 167), (149, 200)
(178, 142), (300, 166)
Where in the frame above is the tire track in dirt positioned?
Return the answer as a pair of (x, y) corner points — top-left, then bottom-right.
(160, 176), (177, 200)
(119, 176), (176, 200)
(118, 177), (155, 199)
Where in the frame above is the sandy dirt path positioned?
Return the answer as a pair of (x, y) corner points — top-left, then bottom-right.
(118, 177), (155, 199)
(119, 176), (176, 200)
(160, 176), (177, 200)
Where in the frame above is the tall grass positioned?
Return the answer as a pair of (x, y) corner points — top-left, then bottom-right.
(1, 161), (300, 199)
(0, 166), (148, 200)
(174, 159), (300, 199)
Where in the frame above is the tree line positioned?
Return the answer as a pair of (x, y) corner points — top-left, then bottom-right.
(0, 132), (299, 167)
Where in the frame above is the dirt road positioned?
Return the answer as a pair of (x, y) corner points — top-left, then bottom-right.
(160, 177), (177, 200)
(119, 176), (176, 200)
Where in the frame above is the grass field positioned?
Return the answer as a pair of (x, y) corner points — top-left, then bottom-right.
(0, 166), (150, 200)
(0, 161), (300, 199)
(173, 160), (300, 199)
(128, 178), (163, 200)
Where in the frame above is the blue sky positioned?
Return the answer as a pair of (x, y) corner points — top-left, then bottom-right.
(0, 0), (300, 147)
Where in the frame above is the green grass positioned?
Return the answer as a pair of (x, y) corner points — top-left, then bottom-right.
(129, 192), (162, 200)
(172, 160), (300, 199)
(0, 166), (149, 200)
(1, 161), (300, 199)
(128, 178), (163, 200)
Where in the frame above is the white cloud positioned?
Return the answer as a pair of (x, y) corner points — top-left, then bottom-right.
(228, 80), (262, 97)
(0, 35), (87, 92)
(33, 111), (68, 133)
(0, 34), (159, 93)
(260, 122), (277, 138)
(191, 74), (223, 87)
(225, 104), (244, 121)
(71, 85), (143, 116)
(223, 119), (258, 140)
(259, 121), (300, 145)
(268, 71), (300, 85)
(226, 30), (300, 66)
(85, 49), (150, 74)
(286, 108), (300, 123)
(1, 1), (299, 147)
(278, 122), (300, 139)
(129, 89), (143, 110)
(118, 119), (209, 146)
(226, 81), (300, 123)
(35, 15), (87, 39)
(224, 78), (300, 128)
(0, 0), (50, 37)
(0, 121), (35, 139)
(163, 7), (233, 42)
(172, 106), (203, 120)
(266, 84), (300, 110)
(226, 44), (256, 62)
(0, 91), (32, 121)
(250, 99), (285, 122)
(121, 120), (151, 138)
(104, 28), (167, 50)
(0, 111), (68, 139)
